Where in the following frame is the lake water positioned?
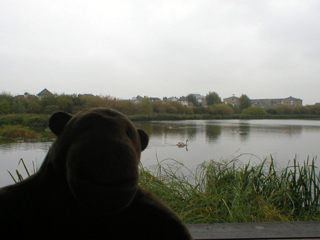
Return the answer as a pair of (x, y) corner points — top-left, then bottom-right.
(1, 119), (320, 188)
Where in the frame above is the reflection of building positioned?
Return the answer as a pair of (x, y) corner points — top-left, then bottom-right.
(223, 95), (303, 108)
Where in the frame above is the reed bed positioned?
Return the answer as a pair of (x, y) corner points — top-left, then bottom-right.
(8, 156), (320, 223)
(0, 125), (38, 139)
(139, 156), (320, 223)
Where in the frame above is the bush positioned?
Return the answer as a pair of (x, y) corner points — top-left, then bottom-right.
(307, 105), (320, 115)
(210, 104), (234, 116)
(274, 105), (294, 115)
(293, 106), (311, 115)
(0, 125), (37, 139)
(266, 108), (277, 114)
(242, 107), (267, 116)
(0, 114), (27, 126)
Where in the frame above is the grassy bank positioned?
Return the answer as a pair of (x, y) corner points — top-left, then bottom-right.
(140, 157), (320, 223)
(0, 125), (54, 142)
(0, 114), (54, 141)
(8, 156), (320, 223)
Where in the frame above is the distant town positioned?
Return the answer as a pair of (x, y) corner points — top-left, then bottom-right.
(2, 88), (320, 117)
(22, 88), (306, 109)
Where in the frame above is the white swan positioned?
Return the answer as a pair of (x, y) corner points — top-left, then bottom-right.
(176, 140), (188, 147)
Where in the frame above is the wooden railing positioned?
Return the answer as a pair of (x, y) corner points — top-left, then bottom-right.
(187, 222), (320, 239)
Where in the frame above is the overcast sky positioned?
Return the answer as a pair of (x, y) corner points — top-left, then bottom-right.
(1, 0), (320, 104)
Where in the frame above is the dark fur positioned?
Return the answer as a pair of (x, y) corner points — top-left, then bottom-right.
(0, 108), (192, 239)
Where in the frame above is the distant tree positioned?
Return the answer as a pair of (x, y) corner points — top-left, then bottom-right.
(273, 105), (293, 115)
(40, 94), (58, 113)
(187, 94), (198, 106)
(56, 94), (74, 113)
(0, 93), (13, 114)
(79, 94), (105, 108)
(308, 105), (320, 115)
(293, 106), (311, 115)
(184, 106), (194, 115)
(152, 101), (165, 113)
(0, 99), (11, 114)
(231, 105), (241, 114)
(44, 105), (60, 114)
(242, 107), (267, 115)
(210, 104), (234, 115)
(25, 97), (41, 113)
(239, 94), (251, 110)
(114, 100), (138, 115)
(167, 101), (184, 114)
(206, 92), (222, 106)
(12, 99), (26, 113)
(193, 106), (208, 114)
(266, 108), (277, 115)
(140, 97), (153, 114)
(166, 105), (177, 114)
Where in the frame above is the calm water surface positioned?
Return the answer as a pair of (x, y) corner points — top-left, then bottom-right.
(1, 119), (320, 187)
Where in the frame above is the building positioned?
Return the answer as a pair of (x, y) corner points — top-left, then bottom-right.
(131, 95), (143, 104)
(224, 95), (303, 108)
(148, 97), (161, 102)
(223, 95), (240, 107)
(251, 96), (303, 108)
(190, 93), (207, 106)
(37, 88), (53, 99)
(167, 96), (179, 102)
(178, 96), (189, 106)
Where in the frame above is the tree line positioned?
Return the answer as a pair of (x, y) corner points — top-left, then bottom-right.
(0, 92), (319, 116)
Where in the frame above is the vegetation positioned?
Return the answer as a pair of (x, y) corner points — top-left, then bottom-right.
(8, 158), (38, 183)
(9, 155), (320, 223)
(0, 125), (38, 139)
(0, 92), (320, 118)
(1, 92), (320, 141)
(0, 114), (54, 141)
(140, 156), (320, 223)
(206, 92), (222, 106)
(209, 104), (234, 116)
(242, 107), (268, 116)
(186, 94), (199, 107)
(239, 94), (251, 110)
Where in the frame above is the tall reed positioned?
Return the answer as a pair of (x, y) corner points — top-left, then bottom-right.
(9, 155), (320, 223)
(139, 156), (320, 223)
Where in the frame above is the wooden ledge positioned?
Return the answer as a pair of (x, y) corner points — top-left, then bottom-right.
(187, 222), (320, 239)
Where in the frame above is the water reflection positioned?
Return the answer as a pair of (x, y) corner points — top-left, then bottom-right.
(134, 119), (320, 170)
(205, 125), (221, 142)
(1, 119), (320, 188)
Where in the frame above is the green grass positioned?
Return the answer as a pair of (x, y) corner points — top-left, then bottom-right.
(0, 125), (38, 139)
(0, 125), (54, 141)
(139, 156), (320, 223)
(8, 158), (39, 183)
(9, 155), (320, 223)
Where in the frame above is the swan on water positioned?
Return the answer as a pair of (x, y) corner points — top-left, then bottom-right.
(176, 140), (188, 147)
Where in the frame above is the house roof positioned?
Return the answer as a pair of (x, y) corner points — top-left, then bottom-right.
(179, 96), (188, 101)
(224, 96), (239, 100)
(37, 88), (53, 96)
(251, 96), (302, 102)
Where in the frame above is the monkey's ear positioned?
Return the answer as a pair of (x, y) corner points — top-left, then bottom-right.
(49, 112), (72, 136)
